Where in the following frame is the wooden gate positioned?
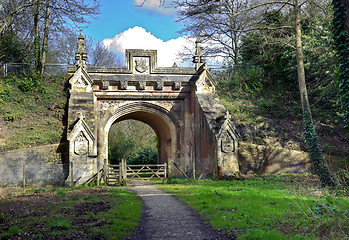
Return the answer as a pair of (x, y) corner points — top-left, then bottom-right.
(126, 164), (167, 181)
(106, 164), (122, 185)
(106, 161), (167, 185)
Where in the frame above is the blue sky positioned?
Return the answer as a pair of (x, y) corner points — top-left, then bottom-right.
(84, 0), (184, 42)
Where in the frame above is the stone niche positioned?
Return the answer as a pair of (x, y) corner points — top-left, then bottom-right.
(66, 116), (97, 186)
(217, 119), (239, 176)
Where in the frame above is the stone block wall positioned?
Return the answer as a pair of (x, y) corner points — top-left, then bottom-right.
(0, 144), (68, 187)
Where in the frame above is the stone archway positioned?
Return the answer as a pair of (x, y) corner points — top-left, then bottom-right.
(99, 102), (179, 166)
(66, 34), (240, 186)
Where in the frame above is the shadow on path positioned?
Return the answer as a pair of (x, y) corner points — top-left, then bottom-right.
(126, 180), (231, 240)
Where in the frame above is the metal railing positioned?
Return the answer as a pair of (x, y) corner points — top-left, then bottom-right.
(0, 63), (68, 77)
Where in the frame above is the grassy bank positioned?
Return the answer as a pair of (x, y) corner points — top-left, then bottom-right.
(159, 175), (349, 240)
(0, 74), (68, 151)
(0, 186), (142, 239)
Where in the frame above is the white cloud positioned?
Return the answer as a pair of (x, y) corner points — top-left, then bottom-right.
(102, 26), (192, 67)
(133, 0), (175, 15)
(102, 26), (225, 68)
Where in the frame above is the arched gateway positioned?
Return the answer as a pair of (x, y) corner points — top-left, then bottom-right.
(66, 34), (239, 185)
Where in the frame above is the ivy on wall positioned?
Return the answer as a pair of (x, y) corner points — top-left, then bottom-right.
(332, 0), (349, 131)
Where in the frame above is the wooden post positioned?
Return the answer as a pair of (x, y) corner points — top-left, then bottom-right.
(124, 159), (127, 180)
(168, 158), (172, 183)
(163, 163), (167, 182)
(97, 158), (100, 186)
(70, 161), (73, 188)
(104, 159), (107, 185)
(172, 159), (190, 181)
(119, 164), (122, 183)
(121, 158), (127, 185)
(22, 164), (26, 190)
(193, 157), (196, 179)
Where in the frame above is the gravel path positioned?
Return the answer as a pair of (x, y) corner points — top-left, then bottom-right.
(127, 180), (230, 240)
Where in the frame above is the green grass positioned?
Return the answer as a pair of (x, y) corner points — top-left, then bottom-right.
(159, 175), (349, 239)
(0, 226), (21, 238)
(92, 188), (142, 239)
(0, 74), (68, 151)
(0, 187), (142, 239)
(48, 217), (72, 229)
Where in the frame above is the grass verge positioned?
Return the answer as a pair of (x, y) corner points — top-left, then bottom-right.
(0, 186), (142, 239)
(159, 175), (349, 240)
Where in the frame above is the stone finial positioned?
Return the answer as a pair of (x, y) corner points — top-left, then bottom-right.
(78, 112), (85, 119)
(75, 33), (87, 67)
(193, 37), (205, 70)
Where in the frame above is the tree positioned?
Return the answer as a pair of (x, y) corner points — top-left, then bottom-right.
(35, 0), (101, 73)
(0, 0), (37, 34)
(173, 0), (260, 64)
(85, 37), (123, 67)
(0, 0), (101, 72)
(108, 120), (157, 164)
(241, 5), (338, 121)
(333, 0), (349, 130)
(175, 0), (337, 186)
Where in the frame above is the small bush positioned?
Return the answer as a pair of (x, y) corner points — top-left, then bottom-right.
(56, 188), (67, 196)
(0, 226), (21, 237)
(48, 218), (72, 229)
(3, 112), (21, 122)
(257, 97), (275, 115)
(19, 77), (35, 91)
(128, 145), (157, 164)
(0, 82), (12, 103)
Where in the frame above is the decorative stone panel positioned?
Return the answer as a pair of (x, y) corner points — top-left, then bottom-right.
(67, 116), (96, 156)
(69, 67), (93, 92)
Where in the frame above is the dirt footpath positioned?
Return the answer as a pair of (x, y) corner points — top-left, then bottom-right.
(127, 180), (230, 240)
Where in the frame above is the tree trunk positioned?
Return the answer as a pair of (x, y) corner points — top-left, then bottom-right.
(34, 0), (42, 74)
(294, 1), (311, 114)
(40, 0), (50, 75)
(295, 0), (336, 187)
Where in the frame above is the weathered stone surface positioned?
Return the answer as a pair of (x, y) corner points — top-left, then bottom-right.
(238, 142), (311, 174)
(0, 144), (68, 187)
(66, 36), (240, 183)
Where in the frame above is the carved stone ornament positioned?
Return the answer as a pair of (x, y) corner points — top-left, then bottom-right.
(120, 80), (128, 90)
(100, 101), (121, 118)
(138, 80), (145, 90)
(74, 131), (89, 155)
(101, 81), (109, 90)
(75, 76), (88, 88)
(155, 81), (163, 90)
(135, 58), (148, 73)
(173, 82), (181, 90)
(221, 132), (234, 153)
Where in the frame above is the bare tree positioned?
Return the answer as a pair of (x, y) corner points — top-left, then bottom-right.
(0, 0), (37, 33)
(40, 0), (50, 74)
(0, 0), (101, 72)
(36, 0), (101, 73)
(173, 0), (262, 65)
(85, 36), (123, 67)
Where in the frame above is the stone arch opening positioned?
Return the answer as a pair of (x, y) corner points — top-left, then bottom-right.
(108, 120), (158, 164)
(99, 102), (179, 166)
